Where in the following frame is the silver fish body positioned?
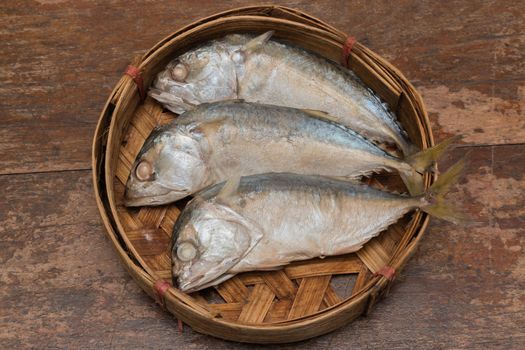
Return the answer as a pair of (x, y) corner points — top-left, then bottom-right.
(124, 101), (417, 206)
(171, 173), (424, 292)
(149, 32), (414, 155)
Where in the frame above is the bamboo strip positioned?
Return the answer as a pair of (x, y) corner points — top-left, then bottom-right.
(158, 207), (181, 237)
(287, 276), (331, 319)
(208, 303), (244, 321)
(116, 208), (141, 230)
(143, 252), (171, 273)
(379, 225), (403, 254)
(142, 255), (172, 280)
(262, 270), (297, 299)
(119, 125), (145, 170)
(239, 272), (265, 285)
(132, 103), (161, 137)
(215, 277), (250, 303)
(115, 155), (132, 186)
(352, 265), (372, 296)
(237, 284), (275, 323)
(136, 207), (167, 229)
(322, 285), (342, 308)
(285, 255), (362, 279)
(126, 229), (170, 256)
(356, 239), (390, 273)
(264, 299), (293, 323)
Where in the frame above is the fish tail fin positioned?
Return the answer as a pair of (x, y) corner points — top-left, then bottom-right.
(406, 135), (462, 173)
(399, 168), (425, 196)
(420, 158), (468, 224)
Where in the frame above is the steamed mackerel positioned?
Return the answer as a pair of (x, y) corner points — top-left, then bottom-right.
(149, 32), (415, 154)
(171, 166), (464, 292)
(124, 101), (448, 206)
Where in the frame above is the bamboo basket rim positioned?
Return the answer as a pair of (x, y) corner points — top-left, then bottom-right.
(143, 5), (343, 60)
(92, 5), (435, 343)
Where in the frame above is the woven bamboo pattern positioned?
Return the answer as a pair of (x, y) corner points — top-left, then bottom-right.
(92, 5), (436, 343)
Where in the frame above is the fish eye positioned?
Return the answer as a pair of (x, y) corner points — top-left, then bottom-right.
(170, 63), (189, 82)
(135, 160), (154, 181)
(177, 242), (197, 261)
(231, 50), (245, 63)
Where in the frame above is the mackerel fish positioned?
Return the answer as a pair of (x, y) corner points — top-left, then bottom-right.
(171, 163), (464, 292)
(149, 31), (415, 155)
(125, 101), (453, 206)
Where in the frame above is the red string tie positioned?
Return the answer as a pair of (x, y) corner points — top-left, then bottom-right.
(374, 265), (396, 281)
(341, 36), (357, 67)
(153, 280), (183, 334)
(124, 65), (145, 101)
(154, 280), (170, 307)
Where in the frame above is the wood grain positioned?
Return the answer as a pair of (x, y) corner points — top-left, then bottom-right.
(1, 0), (524, 349)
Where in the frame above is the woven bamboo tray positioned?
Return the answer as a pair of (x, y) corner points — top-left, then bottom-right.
(92, 5), (435, 343)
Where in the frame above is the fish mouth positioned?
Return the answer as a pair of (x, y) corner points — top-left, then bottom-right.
(176, 274), (205, 293)
(171, 263), (207, 292)
(173, 261), (227, 293)
(123, 190), (188, 207)
(176, 272), (227, 293)
(177, 270), (238, 293)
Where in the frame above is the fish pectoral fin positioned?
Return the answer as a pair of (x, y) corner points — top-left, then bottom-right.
(217, 176), (241, 202)
(187, 118), (227, 137)
(243, 30), (274, 53)
(301, 109), (339, 123)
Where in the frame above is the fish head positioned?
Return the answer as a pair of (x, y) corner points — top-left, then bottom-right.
(148, 31), (275, 113)
(149, 43), (239, 114)
(172, 200), (262, 292)
(124, 125), (208, 206)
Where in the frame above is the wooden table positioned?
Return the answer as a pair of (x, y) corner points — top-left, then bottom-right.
(1, 1), (523, 348)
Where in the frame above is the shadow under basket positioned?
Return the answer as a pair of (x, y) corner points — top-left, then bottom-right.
(92, 5), (435, 344)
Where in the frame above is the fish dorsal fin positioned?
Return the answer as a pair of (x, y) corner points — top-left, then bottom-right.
(217, 176), (241, 201)
(243, 31), (274, 53)
(301, 109), (340, 123)
(325, 175), (361, 184)
(226, 99), (245, 104)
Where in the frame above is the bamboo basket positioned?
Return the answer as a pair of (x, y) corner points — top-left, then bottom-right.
(92, 5), (435, 343)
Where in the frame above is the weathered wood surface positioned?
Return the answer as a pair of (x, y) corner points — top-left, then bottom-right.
(1, 0), (523, 349)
